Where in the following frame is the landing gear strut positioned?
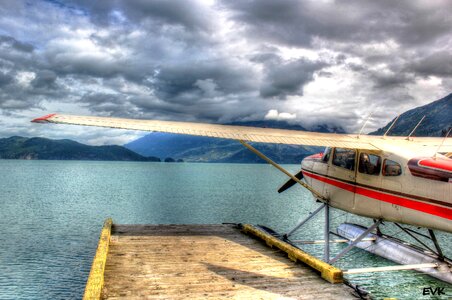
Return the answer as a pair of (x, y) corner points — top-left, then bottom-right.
(394, 223), (448, 261)
(283, 202), (332, 261)
(283, 202), (383, 264)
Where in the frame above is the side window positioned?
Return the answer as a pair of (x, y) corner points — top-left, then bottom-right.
(358, 153), (381, 175)
(383, 159), (402, 176)
(333, 148), (356, 171)
(322, 147), (332, 163)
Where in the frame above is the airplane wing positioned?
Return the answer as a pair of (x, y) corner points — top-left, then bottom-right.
(31, 113), (452, 152)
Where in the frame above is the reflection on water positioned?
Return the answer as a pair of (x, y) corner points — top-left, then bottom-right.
(0, 160), (450, 299)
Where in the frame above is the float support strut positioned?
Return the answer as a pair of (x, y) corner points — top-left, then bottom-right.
(329, 219), (382, 264)
(284, 204), (326, 239)
(324, 204), (330, 262)
(429, 229), (444, 261)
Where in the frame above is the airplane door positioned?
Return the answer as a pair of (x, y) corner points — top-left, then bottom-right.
(355, 152), (382, 218)
(381, 159), (402, 192)
(380, 158), (403, 222)
(326, 148), (356, 211)
(312, 147), (332, 195)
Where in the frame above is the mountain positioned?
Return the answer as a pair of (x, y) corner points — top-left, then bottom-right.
(0, 136), (160, 161)
(370, 93), (452, 137)
(125, 120), (345, 164)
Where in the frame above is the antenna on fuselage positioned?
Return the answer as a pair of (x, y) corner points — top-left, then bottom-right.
(406, 115), (426, 140)
(383, 114), (400, 137)
(357, 112), (373, 138)
(434, 127), (451, 159)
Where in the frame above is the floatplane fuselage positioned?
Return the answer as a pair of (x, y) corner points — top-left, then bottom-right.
(301, 146), (451, 233)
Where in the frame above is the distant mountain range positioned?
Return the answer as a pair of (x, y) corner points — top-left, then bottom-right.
(125, 121), (344, 164)
(0, 136), (160, 161)
(370, 93), (451, 137)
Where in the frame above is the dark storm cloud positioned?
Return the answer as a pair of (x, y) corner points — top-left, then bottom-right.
(152, 60), (257, 103)
(409, 51), (452, 78)
(370, 71), (415, 89)
(224, 0), (452, 109)
(31, 70), (58, 89)
(40, 35), (132, 79)
(78, 92), (137, 117)
(80, 92), (123, 105)
(0, 35), (36, 72)
(224, 0), (452, 47)
(226, 0), (313, 46)
(258, 57), (327, 99)
(347, 60), (416, 90)
(0, 34), (68, 110)
(117, 0), (213, 31)
(0, 35), (34, 53)
(68, 0), (214, 35)
(0, 72), (14, 87)
(249, 49), (328, 99)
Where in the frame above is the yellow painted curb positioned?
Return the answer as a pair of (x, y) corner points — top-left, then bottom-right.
(241, 224), (343, 284)
(83, 218), (113, 300)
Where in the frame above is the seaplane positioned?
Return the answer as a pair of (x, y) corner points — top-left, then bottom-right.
(32, 113), (452, 284)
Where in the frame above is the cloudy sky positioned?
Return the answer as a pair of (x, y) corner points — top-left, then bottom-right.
(0, 0), (451, 145)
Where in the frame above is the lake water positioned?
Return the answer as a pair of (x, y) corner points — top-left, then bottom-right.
(0, 160), (450, 299)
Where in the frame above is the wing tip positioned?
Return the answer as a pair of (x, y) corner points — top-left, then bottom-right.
(31, 113), (57, 123)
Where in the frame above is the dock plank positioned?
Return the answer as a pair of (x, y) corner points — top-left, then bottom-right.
(102, 224), (353, 299)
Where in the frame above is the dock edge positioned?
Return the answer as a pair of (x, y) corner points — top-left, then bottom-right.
(241, 224), (343, 284)
(83, 218), (113, 300)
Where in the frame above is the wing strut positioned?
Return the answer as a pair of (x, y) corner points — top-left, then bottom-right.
(238, 140), (326, 201)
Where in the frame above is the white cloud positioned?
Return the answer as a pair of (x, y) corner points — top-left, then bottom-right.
(194, 78), (219, 97)
(264, 109), (296, 120)
(15, 71), (35, 87)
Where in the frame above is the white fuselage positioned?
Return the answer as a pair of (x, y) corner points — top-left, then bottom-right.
(301, 147), (452, 233)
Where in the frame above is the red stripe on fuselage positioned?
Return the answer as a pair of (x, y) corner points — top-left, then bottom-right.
(302, 170), (452, 220)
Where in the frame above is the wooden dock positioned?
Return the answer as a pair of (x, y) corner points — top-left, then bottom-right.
(85, 220), (355, 299)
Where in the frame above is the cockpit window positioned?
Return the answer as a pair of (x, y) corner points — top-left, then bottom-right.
(332, 148), (356, 171)
(383, 159), (402, 176)
(358, 153), (381, 175)
(322, 147), (332, 163)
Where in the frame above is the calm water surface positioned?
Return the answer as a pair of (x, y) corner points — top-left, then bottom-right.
(0, 160), (450, 299)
